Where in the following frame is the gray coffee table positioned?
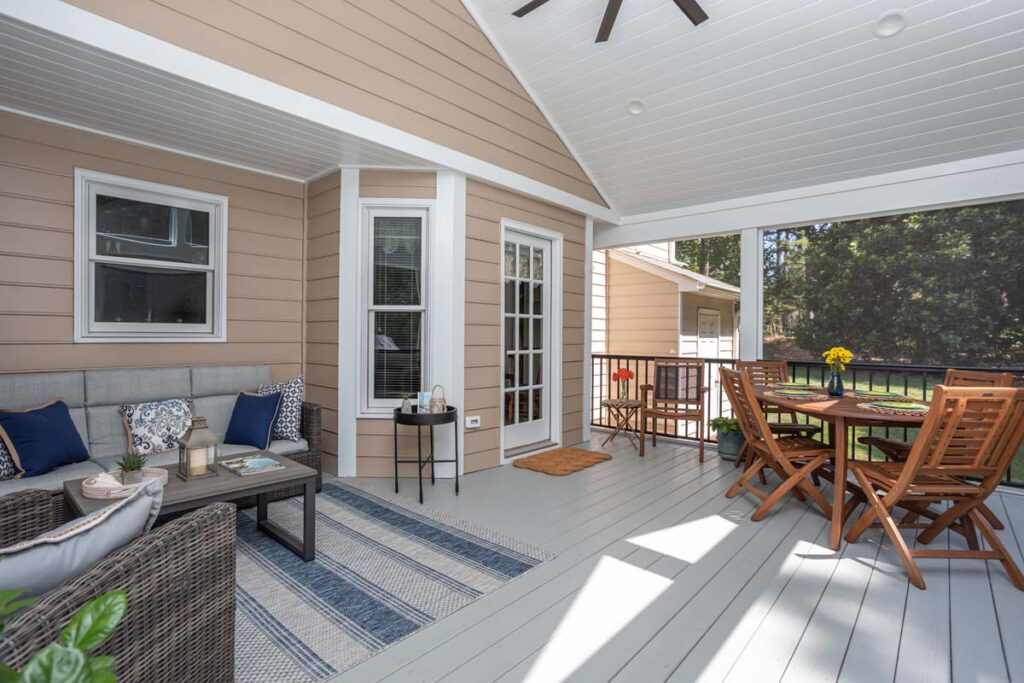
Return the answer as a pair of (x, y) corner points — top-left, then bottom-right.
(64, 453), (317, 561)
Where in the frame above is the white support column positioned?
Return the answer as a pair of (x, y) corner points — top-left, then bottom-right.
(739, 227), (764, 361)
(337, 168), (360, 477)
(432, 171), (466, 477)
(582, 216), (594, 442)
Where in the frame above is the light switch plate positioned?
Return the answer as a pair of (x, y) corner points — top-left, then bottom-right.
(465, 415), (482, 429)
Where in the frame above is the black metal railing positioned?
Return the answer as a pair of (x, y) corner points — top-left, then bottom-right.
(590, 354), (1024, 486)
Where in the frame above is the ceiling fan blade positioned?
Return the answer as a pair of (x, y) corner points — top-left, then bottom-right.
(512, 0), (552, 18)
(670, 0), (709, 26)
(596, 0), (624, 43)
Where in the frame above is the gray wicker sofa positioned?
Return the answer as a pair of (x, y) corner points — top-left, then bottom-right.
(0, 364), (322, 496)
(0, 489), (236, 681)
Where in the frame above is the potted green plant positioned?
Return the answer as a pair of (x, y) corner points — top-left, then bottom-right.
(710, 417), (745, 461)
(116, 451), (147, 485)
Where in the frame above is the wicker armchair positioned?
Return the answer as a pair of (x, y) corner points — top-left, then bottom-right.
(0, 490), (236, 682)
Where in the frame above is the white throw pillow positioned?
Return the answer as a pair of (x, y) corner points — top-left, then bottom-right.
(0, 479), (163, 598)
(258, 376), (304, 442)
(119, 398), (193, 456)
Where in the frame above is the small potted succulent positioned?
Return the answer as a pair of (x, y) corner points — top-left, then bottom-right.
(401, 392), (413, 414)
(710, 417), (745, 461)
(116, 451), (148, 485)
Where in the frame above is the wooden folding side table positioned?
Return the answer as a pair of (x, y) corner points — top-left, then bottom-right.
(600, 398), (642, 450)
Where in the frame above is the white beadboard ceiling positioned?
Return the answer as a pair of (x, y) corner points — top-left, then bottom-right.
(466, 0), (1024, 216)
(0, 15), (431, 181)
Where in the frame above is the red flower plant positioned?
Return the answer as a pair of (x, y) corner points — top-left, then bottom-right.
(612, 368), (635, 399)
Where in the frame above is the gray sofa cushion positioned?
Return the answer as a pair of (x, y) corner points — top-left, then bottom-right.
(0, 371), (85, 410)
(192, 395), (236, 441)
(87, 405), (132, 460)
(217, 438), (308, 459)
(85, 367), (191, 406)
(0, 478), (162, 598)
(0, 460), (105, 495)
(93, 449), (179, 472)
(192, 365), (269, 398)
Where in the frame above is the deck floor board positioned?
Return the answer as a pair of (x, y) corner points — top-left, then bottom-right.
(330, 435), (1024, 683)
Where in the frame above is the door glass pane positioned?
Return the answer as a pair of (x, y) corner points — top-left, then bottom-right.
(504, 391), (515, 425)
(518, 389), (530, 423)
(519, 281), (530, 316)
(372, 311), (421, 399)
(532, 283), (543, 316)
(95, 195), (210, 265)
(504, 242), (516, 277)
(518, 245), (530, 278)
(532, 388), (542, 421)
(518, 354), (528, 389)
(532, 319), (543, 350)
(505, 317), (515, 352)
(505, 354), (515, 388)
(504, 279), (516, 313)
(373, 216), (422, 306)
(532, 352), (543, 385)
(519, 318), (529, 350)
(94, 263), (206, 324)
(532, 249), (543, 281)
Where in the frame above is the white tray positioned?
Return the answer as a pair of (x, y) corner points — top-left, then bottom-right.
(81, 467), (169, 499)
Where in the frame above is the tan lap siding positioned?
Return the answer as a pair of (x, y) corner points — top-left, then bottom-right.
(0, 111), (303, 378)
(465, 180), (586, 472)
(356, 171), (438, 478)
(305, 170), (340, 474)
(65, 0), (605, 206)
(607, 258), (680, 357)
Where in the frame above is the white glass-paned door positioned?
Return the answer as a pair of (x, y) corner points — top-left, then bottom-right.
(503, 231), (552, 449)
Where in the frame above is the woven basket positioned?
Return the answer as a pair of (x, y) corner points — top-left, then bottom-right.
(81, 467), (169, 500)
(429, 384), (447, 414)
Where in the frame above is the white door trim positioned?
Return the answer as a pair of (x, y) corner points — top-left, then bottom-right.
(500, 219), (563, 463)
(337, 168), (360, 477)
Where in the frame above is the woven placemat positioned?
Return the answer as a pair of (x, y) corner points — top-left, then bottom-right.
(852, 391), (910, 401)
(856, 402), (929, 416)
(764, 391), (824, 402)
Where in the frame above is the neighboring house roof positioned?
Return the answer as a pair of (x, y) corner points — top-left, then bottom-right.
(609, 249), (740, 301)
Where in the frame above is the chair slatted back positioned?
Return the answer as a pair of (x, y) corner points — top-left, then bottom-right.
(901, 386), (1024, 487)
(944, 368), (1017, 388)
(720, 367), (770, 445)
(735, 360), (788, 386)
(653, 359), (704, 407)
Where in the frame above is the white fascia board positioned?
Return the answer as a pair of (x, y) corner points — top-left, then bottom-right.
(608, 250), (738, 300)
(596, 148), (1024, 249)
(2, 0), (617, 224)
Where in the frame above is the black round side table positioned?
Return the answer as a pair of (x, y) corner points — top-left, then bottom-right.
(393, 405), (459, 504)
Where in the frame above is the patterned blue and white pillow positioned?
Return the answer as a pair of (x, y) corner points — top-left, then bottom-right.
(0, 438), (19, 480)
(258, 376), (303, 442)
(119, 399), (193, 456)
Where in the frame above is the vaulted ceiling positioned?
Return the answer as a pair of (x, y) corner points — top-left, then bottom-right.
(466, 0), (1024, 216)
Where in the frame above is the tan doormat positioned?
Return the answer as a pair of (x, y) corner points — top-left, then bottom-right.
(512, 447), (612, 476)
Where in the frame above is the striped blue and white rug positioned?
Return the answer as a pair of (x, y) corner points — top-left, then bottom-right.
(234, 481), (552, 682)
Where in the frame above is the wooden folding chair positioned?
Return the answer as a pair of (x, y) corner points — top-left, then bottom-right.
(720, 367), (833, 522)
(858, 368), (1017, 529)
(845, 385), (1024, 590)
(638, 359), (707, 462)
(734, 360), (822, 472)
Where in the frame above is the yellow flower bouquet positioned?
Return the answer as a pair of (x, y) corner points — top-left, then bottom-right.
(822, 346), (853, 372)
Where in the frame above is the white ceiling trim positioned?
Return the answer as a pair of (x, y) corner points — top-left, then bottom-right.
(596, 147), (1024, 248)
(0, 0), (617, 222)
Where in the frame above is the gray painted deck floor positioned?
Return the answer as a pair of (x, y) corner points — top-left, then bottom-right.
(330, 434), (1024, 683)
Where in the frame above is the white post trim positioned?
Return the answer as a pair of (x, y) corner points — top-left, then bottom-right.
(337, 168), (360, 477)
(582, 216), (594, 443)
(433, 171), (466, 478)
(739, 227), (763, 361)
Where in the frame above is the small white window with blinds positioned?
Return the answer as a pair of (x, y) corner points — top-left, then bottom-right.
(361, 206), (429, 413)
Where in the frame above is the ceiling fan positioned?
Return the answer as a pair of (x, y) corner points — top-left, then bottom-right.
(512, 0), (708, 43)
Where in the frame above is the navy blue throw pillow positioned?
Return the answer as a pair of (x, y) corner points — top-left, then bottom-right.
(0, 400), (89, 478)
(225, 392), (282, 450)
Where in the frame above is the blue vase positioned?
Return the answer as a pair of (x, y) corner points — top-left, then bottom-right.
(827, 369), (844, 397)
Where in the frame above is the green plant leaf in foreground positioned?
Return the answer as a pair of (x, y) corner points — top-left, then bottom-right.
(61, 591), (127, 652)
(0, 663), (19, 683)
(20, 644), (86, 683)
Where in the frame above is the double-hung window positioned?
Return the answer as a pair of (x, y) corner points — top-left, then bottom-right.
(74, 169), (227, 342)
(362, 205), (429, 413)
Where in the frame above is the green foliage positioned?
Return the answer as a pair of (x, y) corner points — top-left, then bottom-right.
(0, 590), (35, 637)
(675, 235), (740, 285)
(3, 590), (126, 683)
(710, 417), (741, 433)
(115, 452), (146, 472)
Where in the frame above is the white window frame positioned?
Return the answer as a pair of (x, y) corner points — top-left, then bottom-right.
(73, 169), (228, 343)
(358, 200), (433, 416)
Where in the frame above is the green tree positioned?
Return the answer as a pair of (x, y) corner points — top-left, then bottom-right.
(674, 235), (740, 285)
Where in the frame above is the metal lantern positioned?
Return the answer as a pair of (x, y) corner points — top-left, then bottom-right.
(177, 416), (219, 481)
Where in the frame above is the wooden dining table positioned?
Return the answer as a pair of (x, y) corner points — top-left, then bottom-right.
(753, 386), (928, 550)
